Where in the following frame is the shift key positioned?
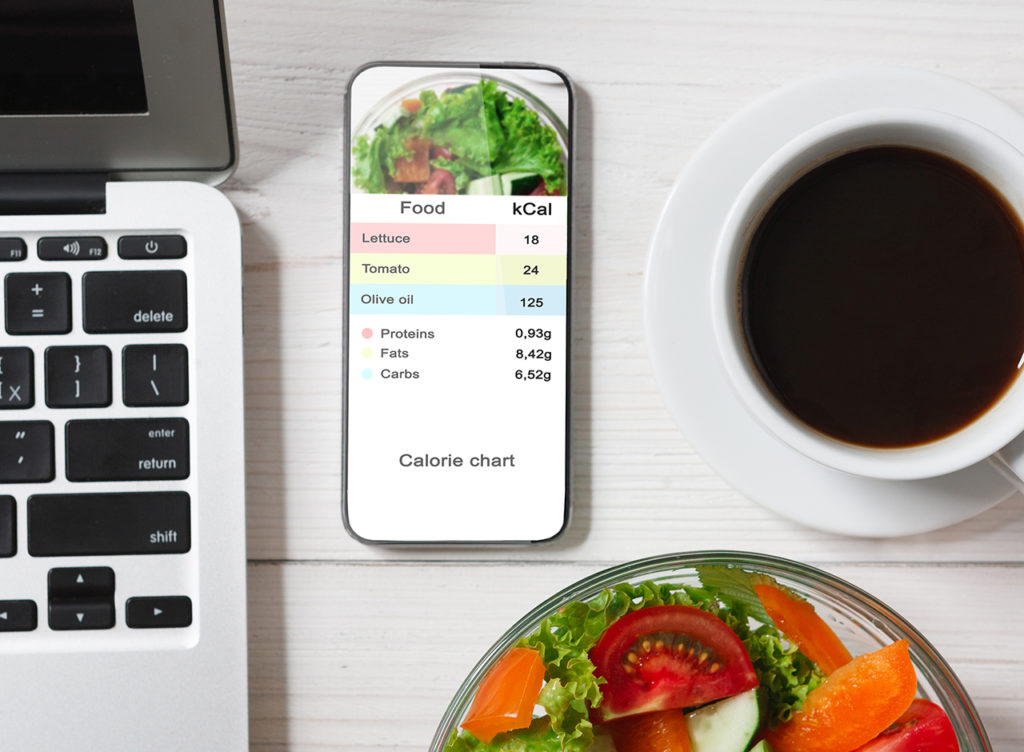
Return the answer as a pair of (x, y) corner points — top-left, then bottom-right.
(28, 492), (190, 556)
(83, 270), (186, 333)
(66, 418), (189, 481)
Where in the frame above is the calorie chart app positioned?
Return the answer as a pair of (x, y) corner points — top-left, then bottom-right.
(344, 64), (572, 542)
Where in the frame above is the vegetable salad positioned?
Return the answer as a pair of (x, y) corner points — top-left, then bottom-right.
(442, 566), (959, 752)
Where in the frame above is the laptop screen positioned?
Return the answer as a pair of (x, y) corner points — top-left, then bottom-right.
(0, 0), (147, 116)
(0, 0), (234, 181)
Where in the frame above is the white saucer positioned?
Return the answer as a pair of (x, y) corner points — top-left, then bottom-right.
(644, 66), (1024, 537)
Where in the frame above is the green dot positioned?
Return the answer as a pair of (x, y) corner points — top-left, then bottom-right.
(362, 348), (373, 359)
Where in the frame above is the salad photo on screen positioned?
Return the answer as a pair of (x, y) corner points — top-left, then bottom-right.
(351, 76), (566, 196)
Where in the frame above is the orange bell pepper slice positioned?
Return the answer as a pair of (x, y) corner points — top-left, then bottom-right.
(766, 640), (917, 752)
(755, 583), (853, 674)
(607, 709), (692, 752)
(460, 647), (545, 743)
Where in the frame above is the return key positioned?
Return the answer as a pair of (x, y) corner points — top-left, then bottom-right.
(66, 418), (189, 481)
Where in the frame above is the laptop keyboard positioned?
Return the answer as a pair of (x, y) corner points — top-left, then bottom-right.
(1, 232), (196, 635)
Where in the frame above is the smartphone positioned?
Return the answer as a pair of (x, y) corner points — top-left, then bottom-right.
(343, 62), (573, 543)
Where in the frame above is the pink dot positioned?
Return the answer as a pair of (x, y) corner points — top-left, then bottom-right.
(361, 328), (373, 339)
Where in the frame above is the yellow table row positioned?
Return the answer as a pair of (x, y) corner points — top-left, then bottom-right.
(350, 253), (567, 286)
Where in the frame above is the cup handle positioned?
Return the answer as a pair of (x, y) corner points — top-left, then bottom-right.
(990, 433), (1024, 490)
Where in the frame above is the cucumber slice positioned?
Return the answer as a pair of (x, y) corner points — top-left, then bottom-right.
(747, 741), (772, 752)
(467, 175), (503, 195)
(500, 172), (542, 195)
(686, 688), (760, 752)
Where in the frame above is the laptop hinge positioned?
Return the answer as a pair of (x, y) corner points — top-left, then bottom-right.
(0, 173), (106, 215)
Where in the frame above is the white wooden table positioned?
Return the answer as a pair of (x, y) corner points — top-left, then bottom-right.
(222, 1), (1024, 748)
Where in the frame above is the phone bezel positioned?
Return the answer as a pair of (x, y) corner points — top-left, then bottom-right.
(341, 61), (574, 545)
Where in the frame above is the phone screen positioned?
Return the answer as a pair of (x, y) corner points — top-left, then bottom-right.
(343, 63), (572, 543)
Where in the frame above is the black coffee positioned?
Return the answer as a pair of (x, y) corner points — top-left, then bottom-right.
(741, 146), (1024, 448)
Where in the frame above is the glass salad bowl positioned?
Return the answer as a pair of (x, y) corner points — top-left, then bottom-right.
(430, 551), (990, 751)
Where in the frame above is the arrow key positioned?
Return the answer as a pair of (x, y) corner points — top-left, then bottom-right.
(0, 600), (36, 631)
(49, 599), (114, 630)
(48, 566), (115, 597)
(126, 596), (192, 629)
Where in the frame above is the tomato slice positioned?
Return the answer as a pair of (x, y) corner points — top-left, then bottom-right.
(607, 709), (692, 752)
(852, 699), (959, 752)
(460, 647), (545, 743)
(589, 605), (759, 722)
(754, 583), (853, 674)
(417, 168), (456, 195)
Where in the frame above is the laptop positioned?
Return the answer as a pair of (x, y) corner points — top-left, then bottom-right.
(0, 1), (248, 749)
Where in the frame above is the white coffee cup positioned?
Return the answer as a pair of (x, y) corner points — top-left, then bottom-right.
(710, 107), (1024, 481)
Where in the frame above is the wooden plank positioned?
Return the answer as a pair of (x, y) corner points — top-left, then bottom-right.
(246, 561), (1024, 750)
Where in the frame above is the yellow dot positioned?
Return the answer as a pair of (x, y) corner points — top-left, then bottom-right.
(362, 348), (373, 359)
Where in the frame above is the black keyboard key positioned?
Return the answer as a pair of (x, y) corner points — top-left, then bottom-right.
(65, 418), (189, 481)
(123, 345), (188, 406)
(0, 421), (54, 483)
(45, 346), (112, 408)
(49, 599), (115, 630)
(0, 600), (37, 631)
(118, 235), (187, 260)
(0, 496), (13, 557)
(0, 347), (33, 409)
(5, 272), (71, 334)
(126, 596), (192, 629)
(82, 270), (187, 333)
(0, 238), (26, 262)
(38, 236), (107, 261)
(48, 567), (116, 632)
(27, 491), (191, 556)
(49, 567), (115, 598)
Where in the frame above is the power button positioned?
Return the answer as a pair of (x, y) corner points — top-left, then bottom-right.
(118, 235), (187, 259)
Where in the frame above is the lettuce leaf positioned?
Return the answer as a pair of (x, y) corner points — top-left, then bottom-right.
(443, 719), (563, 752)
(489, 91), (565, 193)
(694, 564), (775, 625)
(420, 81), (499, 170)
(351, 119), (414, 193)
(694, 565), (826, 725)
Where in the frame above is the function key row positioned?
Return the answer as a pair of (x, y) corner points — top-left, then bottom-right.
(4, 271), (187, 335)
(0, 235), (186, 263)
(0, 345), (188, 409)
(0, 418), (189, 483)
